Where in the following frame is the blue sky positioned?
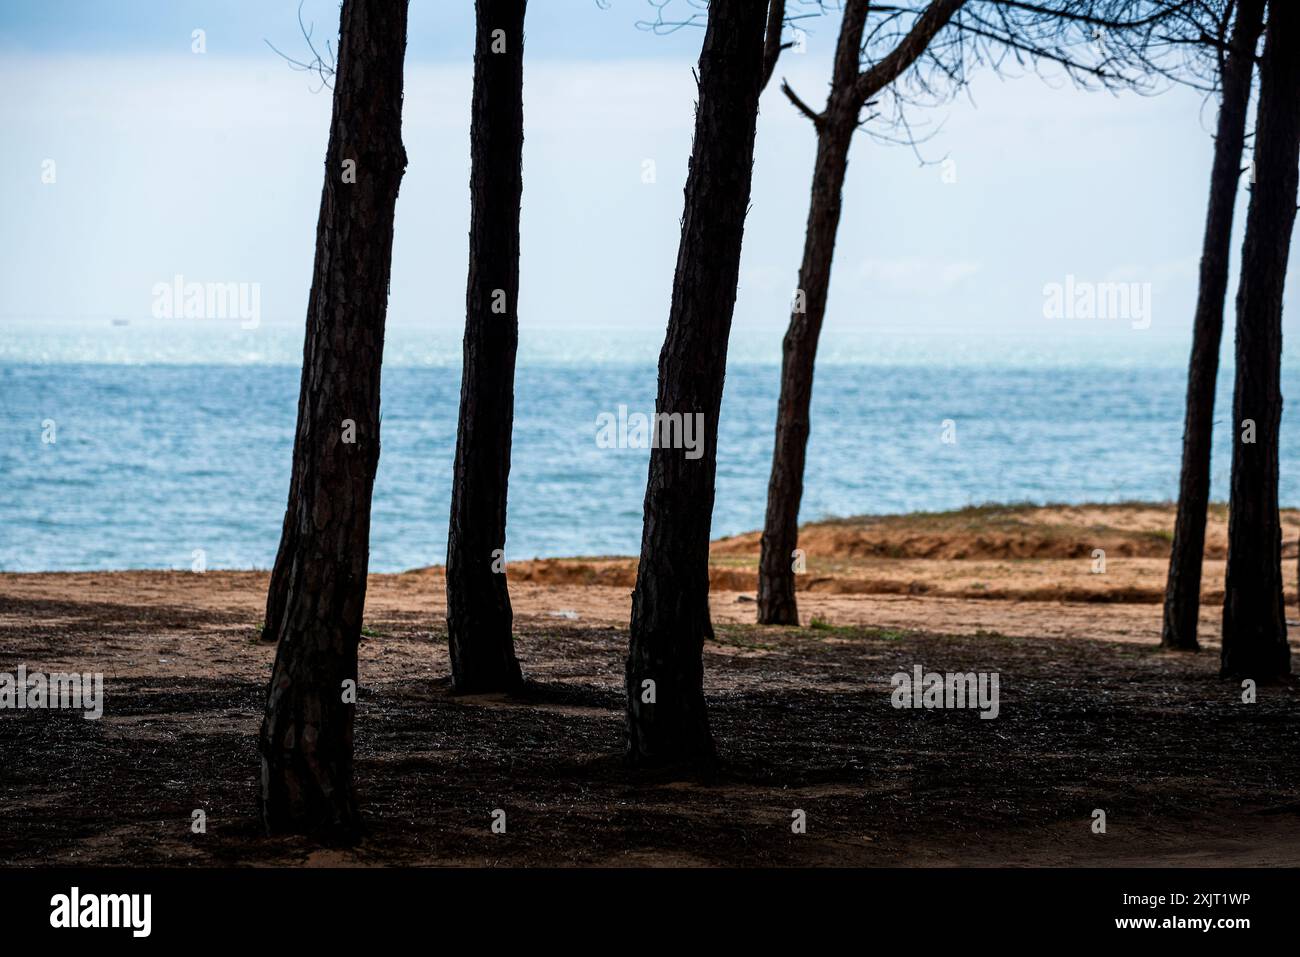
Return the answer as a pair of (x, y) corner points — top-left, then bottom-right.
(0, 0), (1294, 350)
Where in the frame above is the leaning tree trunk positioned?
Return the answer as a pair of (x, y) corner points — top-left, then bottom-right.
(1221, 0), (1300, 681)
(755, 0), (960, 625)
(1161, 0), (1266, 652)
(756, 5), (868, 626)
(258, 0), (409, 840)
(625, 0), (767, 768)
(446, 0), (526, 694)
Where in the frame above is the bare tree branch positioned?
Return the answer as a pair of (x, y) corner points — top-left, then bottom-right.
(761, 0), (790, 91)
(265, 0), (337, 93)
(781, 77), (826, 125)
(854, 0), (966, 103)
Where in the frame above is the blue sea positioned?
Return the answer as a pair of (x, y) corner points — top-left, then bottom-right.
(3, 317), (1299, 573)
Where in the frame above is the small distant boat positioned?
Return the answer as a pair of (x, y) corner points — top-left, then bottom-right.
(110, 318), (130, 326)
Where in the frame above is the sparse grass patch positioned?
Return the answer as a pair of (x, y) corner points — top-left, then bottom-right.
(862, 627), (912, 641)
(803, 621), (914, 641)
(708, 555), (757, 570)
(710, 624), (778, 651)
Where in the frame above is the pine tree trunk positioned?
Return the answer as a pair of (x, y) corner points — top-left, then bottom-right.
(755, 123), (852, 625)
(756, 8), (869, 626)
(258, 0), (409, 840)
(1221, 0), (1300, 681)
(625, 0), (767, 768)
(446, 0), (526, 694)
(1161, 0), (1265, 651)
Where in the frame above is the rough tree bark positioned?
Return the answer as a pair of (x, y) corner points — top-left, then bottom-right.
(1221, 0), (1300, 681)
(1160, 0), (1265, 652)
(625, 0), (768, 768)
(258, 0), (409, 840)
(757, 2), (868, 627)
(446, 0), (527, 693)
(757, 0), (963, 625)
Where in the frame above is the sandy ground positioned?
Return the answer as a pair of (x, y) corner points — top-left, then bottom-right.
(1, 504), (1298, 866)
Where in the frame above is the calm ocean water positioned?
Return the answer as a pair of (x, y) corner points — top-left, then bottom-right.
(3, 318), (1299, 572)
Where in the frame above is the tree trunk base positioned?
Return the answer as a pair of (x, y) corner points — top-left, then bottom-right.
(260, 765), (363, 845)
(448, 611), (524, 694)
(757, 597), (799, 627)
(625, 650), (717, 772)
(449, 660), (524, 696)
(1159, 629), (1201, 653)
(1219, 645), (1292, 682)
(259, 700), (362, 844)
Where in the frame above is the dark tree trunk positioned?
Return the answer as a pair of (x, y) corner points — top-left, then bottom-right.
(445, 0), (526, 694)
(756, 4), (868, 626)
(754, 0), (959, 626)
(258, 0), (409, 841)
(1161, 0), (1265, 651)
(1221, 0), (1300, 681)
(625, 0), (768, 768)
